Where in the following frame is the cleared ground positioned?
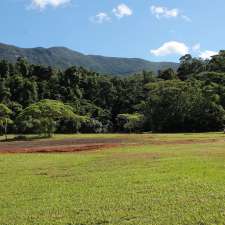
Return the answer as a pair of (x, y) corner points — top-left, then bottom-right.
(0, 133), (223, 153)
(0, 133), (225, 224)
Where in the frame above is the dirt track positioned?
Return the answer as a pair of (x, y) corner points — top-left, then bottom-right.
(0, 136), (223, 154)
(0, 138), (124, 154)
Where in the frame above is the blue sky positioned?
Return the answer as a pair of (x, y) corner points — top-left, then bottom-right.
(0, 0), (224, 62)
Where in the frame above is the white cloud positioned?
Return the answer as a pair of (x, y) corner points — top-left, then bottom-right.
(151, 41), (218, 60)
(90, 4), (132, 24)
(113, 4), (133, 18)
(181, 15), (191, 22)
(30, 0), (71, 10)
(150, 41), (189, 56)
(151, 5), (191, 22)
(199, 50), (218, 60)
(151, 5), (179, 18)
(192, 43), (201, 52)
(91, 12), (111, 24)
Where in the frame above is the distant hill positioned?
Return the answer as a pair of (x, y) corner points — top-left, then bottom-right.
(0, 43), (179, 75)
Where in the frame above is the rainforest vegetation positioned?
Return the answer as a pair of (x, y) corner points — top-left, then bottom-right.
(1, 51), (225, 136)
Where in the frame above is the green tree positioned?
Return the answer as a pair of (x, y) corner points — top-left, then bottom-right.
(209, 51), (225, 72)
(81, 118), (104, 133)
(18, 99), (82, 137)
(0, 60), (10, 78)
(0, 78), (11, 103)
(9, 75), (38, 106)
(177, 54), (206, 80)
(0, 104), (13, 141)
(117, 113), (144, 133)
(158, 68), (177, 80)
(16, 57), (29, 77)
(144, 80), (225, 132)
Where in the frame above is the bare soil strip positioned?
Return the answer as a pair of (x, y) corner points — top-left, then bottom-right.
(0, 138), (124, 154)
(0, 137), (223, 154)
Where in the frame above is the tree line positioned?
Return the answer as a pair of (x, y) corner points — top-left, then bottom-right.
(1, 51), (225, 137)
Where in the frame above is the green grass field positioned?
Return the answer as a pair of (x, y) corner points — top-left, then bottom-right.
(0, 133), (225, 225)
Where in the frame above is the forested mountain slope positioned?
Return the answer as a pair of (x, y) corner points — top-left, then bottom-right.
(0, 43), (178, 75)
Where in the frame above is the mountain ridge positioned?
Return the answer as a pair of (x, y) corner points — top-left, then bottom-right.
(0, 42), (179, 75)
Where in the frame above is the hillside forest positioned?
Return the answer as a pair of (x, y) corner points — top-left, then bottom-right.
(1, 51), (225, 136)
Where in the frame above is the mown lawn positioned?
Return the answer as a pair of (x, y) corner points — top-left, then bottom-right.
(0, 133), (225, 225)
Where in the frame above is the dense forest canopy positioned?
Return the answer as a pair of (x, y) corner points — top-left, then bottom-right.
(1, 51), (225, 135)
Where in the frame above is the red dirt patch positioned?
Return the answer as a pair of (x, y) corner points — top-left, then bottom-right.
(0, 138), (124, 154)
(0, 136), (223, 154)
(0, 144), (120, 154)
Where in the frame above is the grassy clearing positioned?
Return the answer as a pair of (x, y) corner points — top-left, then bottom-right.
(0, 133), (225, 225)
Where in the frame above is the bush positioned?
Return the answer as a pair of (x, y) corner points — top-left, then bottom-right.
(81, 118), (104, 133)
(116, 113), (145, 133)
